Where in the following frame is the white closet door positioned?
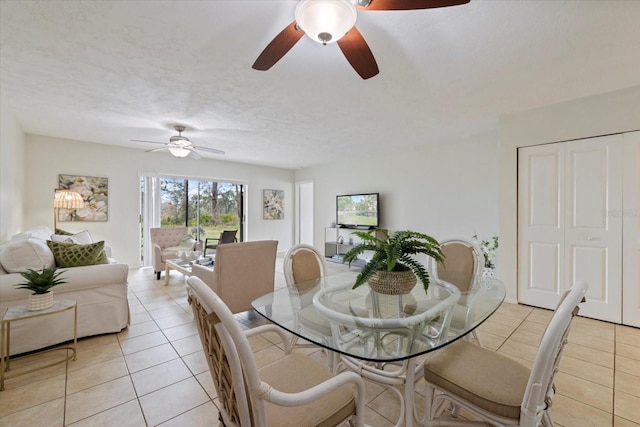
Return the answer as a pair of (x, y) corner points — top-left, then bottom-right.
(623, 131), (640, 327)
(518, 144), (565, 310)
(518, 135), (625, 321)
(565, 135), (623, 323)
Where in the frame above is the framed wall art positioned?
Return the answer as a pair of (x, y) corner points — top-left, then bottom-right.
(263, 189), (284, 220)
(58, 174), (108, 222)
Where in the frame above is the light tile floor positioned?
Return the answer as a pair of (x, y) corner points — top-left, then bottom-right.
(1, 260), (639, 426)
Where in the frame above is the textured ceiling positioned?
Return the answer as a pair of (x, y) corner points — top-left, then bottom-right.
(1, 0), (640, 169)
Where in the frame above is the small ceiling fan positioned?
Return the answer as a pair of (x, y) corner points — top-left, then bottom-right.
(131, 125), (225, 159)
(252, 0), (470, 80)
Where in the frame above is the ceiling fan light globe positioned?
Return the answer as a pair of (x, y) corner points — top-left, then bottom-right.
(168, 146), (191, 158)
(295, 0), (357, 45)
(170, 135), (190, 143)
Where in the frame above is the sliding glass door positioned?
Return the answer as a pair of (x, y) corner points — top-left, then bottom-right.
(140, 175), (244, 265)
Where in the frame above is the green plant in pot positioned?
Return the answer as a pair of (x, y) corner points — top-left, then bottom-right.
(15, 266), (67, 311)
(342, 228), (445, 295)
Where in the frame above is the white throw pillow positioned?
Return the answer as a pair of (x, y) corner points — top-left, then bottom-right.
(50, 230), (93, 245)
(0, 238), (56, 273)
(180, 234), (196, 249)
(50, 234), (73, 243)
(11, 226), (55, 241)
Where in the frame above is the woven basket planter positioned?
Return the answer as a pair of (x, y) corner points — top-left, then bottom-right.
(368, 270), (417, 295)
(28, 292), (54, 311)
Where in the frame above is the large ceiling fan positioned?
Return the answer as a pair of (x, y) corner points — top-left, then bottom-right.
(131, 125), (225, 159)
(252, 0), (470, 80)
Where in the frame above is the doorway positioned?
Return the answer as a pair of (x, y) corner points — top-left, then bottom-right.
(296, 181), (314, 246)
(140, 175), (244, 266)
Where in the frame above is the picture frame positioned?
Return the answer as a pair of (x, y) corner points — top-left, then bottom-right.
(263, 189), (284, 220)
(58, 174), (108, 222)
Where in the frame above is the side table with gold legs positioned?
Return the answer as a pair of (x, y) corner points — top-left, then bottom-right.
(0, 299), (78, 391)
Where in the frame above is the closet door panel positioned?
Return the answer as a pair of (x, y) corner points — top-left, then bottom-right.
(565, 135), (623, 323)
(518, 144), (564, 309)
(622, 131), (640, 327)
(529, 243), (561, 292)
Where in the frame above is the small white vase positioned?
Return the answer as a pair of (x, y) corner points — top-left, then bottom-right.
(483, 267), (495, 278)
(28, 291), (54, 311)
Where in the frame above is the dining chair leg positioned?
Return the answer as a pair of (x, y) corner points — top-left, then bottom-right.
(422, 384), (434, 426)
(471, 330), (481, 346)
(404, 358), (417, 427)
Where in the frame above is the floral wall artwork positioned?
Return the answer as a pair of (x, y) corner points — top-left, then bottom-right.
(263, 189), (284, 220)
(58, 174), (108, 222)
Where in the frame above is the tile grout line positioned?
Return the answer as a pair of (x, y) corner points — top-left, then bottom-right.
(124, 282), (158, 427)
(130, 273), (215, 426)
(493, 309), (533, 353)
(611, 324), (616, 427)
(63, 347), (69, 426)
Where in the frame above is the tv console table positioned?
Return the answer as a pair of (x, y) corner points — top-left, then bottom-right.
(324, 227), (385, 267)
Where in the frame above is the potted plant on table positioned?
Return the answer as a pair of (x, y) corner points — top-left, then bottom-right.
(342, 228), (445, 295)
(472, 234), (499, 277)
(15, 267), (67, 311)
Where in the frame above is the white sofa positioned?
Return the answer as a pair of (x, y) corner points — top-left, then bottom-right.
(0, 226), (129, 355)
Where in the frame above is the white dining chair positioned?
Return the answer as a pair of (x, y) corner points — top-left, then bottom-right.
(421, 280), (588, 427)
(186, 276), (367, 427)
(318, 281), (460, 427)
(283, 244), (333, 343)
(430, 238), (484, 345)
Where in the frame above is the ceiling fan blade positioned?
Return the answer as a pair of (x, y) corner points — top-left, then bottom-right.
(337, 27), (379, 80)
(145, 147), (168, 153)
(131, 139), (166, 145)
(358, 0), (469, 11)
(194, 146), (226, 155)
(188, 149), (202, 160)
(252, 21), (304, 71)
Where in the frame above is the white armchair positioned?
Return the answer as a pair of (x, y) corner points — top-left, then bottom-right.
(191, 240), (277, 314)
(149, 227), (199, 280)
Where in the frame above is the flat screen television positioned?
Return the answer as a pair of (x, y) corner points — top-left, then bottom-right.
(336, 193), (379, 229)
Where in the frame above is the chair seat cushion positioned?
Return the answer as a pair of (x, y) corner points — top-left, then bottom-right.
(161, 248), (180, 262)
(260, 352), (356, 427)
(424, 340), (530, 419)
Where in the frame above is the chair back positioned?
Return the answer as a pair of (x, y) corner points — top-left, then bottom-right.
(284, 244), (327, 289)
(212, 240), (278, 313)
(187, 276), (263, 427)
(520, 280), (588, 425)
(219, 229), (238, 244)
(432, 238), (483, 293)
(150, 226), (189, 249)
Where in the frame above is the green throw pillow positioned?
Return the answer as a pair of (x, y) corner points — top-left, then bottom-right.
(54, 228), (74, 236)
(46, 240), (108, 267)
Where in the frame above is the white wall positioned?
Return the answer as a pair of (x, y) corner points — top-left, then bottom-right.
(0, 100), (25, 242)
(23, 135), (295, 267)
(295, 132), (500, 258)
(499, 85), (640, 301)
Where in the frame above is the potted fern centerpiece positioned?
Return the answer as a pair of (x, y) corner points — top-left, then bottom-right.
(342, 228), (444, 295)
(15, 267), (67, 311)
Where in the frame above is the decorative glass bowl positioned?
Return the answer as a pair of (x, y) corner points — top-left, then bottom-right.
(178, 250), (202, 263)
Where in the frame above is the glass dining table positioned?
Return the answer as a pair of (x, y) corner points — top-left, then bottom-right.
(252, 270), (506, 427)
